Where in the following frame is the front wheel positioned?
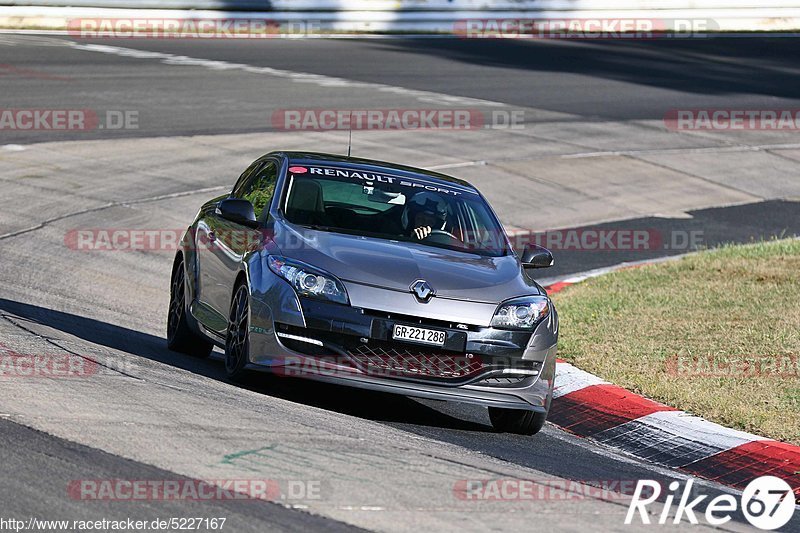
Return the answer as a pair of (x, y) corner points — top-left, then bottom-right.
(488, 407), (547, 435)
(225, 283), (251, 381)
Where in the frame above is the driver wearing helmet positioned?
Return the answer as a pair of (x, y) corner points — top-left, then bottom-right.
(402, 191), (448, 240)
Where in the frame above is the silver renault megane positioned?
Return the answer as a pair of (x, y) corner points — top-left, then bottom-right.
(167, 151), (558, 435)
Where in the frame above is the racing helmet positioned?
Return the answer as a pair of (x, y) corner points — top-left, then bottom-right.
(401, 191), (449, 231)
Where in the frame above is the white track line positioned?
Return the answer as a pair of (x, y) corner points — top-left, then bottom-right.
(68, 42), (507, 108)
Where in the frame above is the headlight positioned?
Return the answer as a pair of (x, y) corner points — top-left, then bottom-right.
(490, 296), (550, 329)
(267, 255), (349, 305)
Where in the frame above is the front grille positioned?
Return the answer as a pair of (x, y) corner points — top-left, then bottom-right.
(361, 309), (479, 332)
(346, 340), (485, 380)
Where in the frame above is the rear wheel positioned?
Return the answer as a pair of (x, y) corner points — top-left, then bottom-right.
(488, 407), (547, 436)
(225, 282), (251, 380)
(167, 256), (213, 358)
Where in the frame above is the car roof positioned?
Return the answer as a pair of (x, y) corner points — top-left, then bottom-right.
(269, 151), (478, 192)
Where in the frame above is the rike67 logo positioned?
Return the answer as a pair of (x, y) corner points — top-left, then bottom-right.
(626, 476), (796, 530)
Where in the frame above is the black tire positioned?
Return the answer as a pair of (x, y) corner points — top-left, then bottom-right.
(167, 256), (213, 358)
(488, 407), (548, 436)
(224, 282), (251, 381)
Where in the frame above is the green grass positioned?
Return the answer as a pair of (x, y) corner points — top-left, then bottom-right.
(552, 239), (800, 444)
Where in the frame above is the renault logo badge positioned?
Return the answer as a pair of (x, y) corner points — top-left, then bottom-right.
(410, 280), (435, 303)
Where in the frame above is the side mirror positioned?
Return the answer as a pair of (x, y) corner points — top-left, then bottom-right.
(521, 244), (554, 269)
(216, 198), (258, 228)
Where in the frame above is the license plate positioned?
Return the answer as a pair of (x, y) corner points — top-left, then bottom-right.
(392, 324), (446, 346)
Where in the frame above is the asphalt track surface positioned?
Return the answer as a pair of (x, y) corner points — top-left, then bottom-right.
(2, 35), (800, 142)
(0, 418), (364, 533)
(1, 33), (799, 532)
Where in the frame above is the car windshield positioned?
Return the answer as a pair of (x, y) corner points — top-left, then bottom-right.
(281, 163), (509, 257)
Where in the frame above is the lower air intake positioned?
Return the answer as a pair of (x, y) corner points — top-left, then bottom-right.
(346, 341), (484, 380)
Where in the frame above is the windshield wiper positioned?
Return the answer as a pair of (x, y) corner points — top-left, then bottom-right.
(299, 224), (335, 232)
(298, 224), (375, 239)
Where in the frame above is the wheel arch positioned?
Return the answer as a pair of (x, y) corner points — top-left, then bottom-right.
(172, 249), (184, 274)
(234, 269), (249, 293)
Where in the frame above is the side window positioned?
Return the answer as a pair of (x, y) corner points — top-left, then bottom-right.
(232, 161), (262, 198)
(239, 161), (278, 218)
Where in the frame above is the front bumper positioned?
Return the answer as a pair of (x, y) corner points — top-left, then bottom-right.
(247, 281), (557, 411)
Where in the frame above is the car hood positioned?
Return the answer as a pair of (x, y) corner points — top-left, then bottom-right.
(271, 222), (541, 304)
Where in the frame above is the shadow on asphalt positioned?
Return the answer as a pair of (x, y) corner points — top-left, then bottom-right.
(0, 297), (490, 433)
(377, 37), (800, 101)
